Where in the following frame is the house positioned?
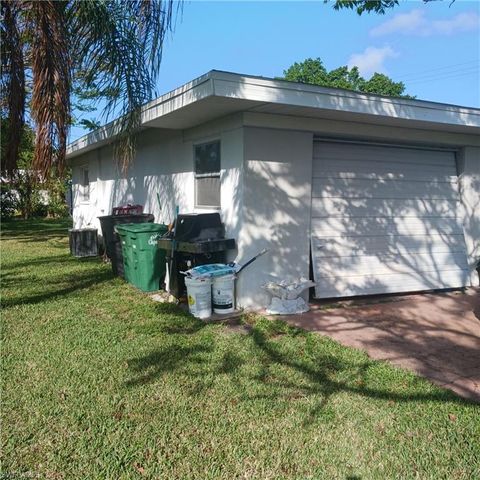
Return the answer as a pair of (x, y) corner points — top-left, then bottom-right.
(67, 70), (480, 309)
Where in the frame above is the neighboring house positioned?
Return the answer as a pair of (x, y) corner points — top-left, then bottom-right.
(66, 71), (480, 309)
(1, 170), (50, 206)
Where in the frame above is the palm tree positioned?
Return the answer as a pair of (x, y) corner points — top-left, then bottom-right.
(1, 0), (179, 177)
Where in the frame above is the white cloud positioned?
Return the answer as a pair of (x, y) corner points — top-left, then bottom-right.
(370, 9), (480, 37)
(370, 9), (425, 37)
(432, 12), (480, 35)
(348, 46), (398, 77)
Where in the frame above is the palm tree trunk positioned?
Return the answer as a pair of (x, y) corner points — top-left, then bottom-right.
(1, 0), (25, 174)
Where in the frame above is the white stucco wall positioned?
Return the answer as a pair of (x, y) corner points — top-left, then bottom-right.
(95, 129), (193, 227)
(72, 130), (189, 231)
(71, 115), (244, 248)
(458, 146), (480, 286)
(236, 127), (313, 309)
(243, 112), (480, 149)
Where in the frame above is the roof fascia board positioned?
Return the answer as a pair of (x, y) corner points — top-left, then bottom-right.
(67, 73), (214, 159)
(141, 74), (214, 123)
(210, 71), (480, 128)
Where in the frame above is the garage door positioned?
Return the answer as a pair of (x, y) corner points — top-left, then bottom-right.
(311, 140), (469, 298)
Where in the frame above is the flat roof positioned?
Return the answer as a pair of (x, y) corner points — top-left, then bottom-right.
(67, 70), (480, 159)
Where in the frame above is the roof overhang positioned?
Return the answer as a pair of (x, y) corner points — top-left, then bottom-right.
(67, 70), (480, 159)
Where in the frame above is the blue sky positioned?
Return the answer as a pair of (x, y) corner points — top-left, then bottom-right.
(71, 0), (480, 140)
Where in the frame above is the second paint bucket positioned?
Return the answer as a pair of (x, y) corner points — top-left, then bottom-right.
(212, 274), (235, 314)
(185, 276), (212, 319)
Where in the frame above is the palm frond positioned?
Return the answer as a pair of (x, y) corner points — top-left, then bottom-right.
(2, 0), (179, 177)
(70, 0), (179, 173)
(29, 0), (70, 178)
(136, 0), (178, 81)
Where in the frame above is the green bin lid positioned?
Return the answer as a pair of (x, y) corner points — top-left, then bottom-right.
(115, 222), (168, 234)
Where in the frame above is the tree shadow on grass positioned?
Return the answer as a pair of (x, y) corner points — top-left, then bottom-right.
(1, 268), (114, 308)
(1, 253), (99, 273)
(1, 218), (72, 242)
(124, 318), (477, 420)
(249, 327), (477, 409)
(2, 218), (111, 308)
(125, 344), (213, 387)
(134, 303), (208, 336)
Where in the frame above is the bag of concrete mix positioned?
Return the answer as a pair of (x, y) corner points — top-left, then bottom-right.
(263, 278), (315, 315)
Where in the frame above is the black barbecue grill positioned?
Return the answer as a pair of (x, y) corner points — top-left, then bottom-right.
(157, 213), (236, 298)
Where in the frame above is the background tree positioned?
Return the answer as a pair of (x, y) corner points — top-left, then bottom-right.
(330, 0), (454, 15)
(0, 117), (67, 219)
(281, 58), (411, 98)
(1, 118), (38, 219)
(1, 0), (179, 179)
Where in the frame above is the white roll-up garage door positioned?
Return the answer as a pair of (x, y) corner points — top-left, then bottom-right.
(311, 140), (469, 298)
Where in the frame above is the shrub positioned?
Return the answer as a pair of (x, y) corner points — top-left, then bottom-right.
(0, 185), (18, 220)
(45, 177), (70, 218)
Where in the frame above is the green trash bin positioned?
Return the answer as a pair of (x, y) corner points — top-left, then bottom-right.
(115, 223), (168, 292)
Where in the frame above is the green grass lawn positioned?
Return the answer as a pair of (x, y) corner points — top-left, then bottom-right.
(1, 219), (479, 479)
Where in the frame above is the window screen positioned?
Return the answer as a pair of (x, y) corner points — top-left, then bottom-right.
(81, 167), (90, 202)
(194, 141), (220, 207)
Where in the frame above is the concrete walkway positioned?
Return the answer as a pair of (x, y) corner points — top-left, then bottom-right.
(283, 289), (480, 402)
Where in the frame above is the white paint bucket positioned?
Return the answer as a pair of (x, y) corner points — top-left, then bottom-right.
(212, 274), (235, 314)
(185, 276), (212, 319)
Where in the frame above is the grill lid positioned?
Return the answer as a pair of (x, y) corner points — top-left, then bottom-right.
(173, 213), (225, 242)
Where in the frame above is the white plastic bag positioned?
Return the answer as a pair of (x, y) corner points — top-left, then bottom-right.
(263, 278), (315, 300)
(263, 278), (315, 315)
(266, 296), (310, 315)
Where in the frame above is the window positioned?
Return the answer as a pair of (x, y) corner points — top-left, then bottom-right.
(194, 141), (220, 208)
(80, 167), (90, 202)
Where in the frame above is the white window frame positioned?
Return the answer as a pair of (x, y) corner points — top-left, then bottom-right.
(194, 140), (221, 209)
